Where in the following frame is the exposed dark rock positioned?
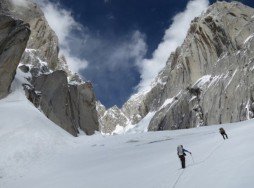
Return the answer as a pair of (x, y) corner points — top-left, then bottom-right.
(31, 70), (78, 136)
(69, 83), (99, 135)
(19, 64), (29, 73)
(23, 84), (40, 107)
(0, 0), (59, 70)
(0, 14), (30, 99)
(24, 71), (99, 136)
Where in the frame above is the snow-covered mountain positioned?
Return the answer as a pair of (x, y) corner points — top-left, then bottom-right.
(1, 0), (254, 137)
(99, 1), (254, 134)
(1, 1), (254, 187)
(1, 78), (254, 187)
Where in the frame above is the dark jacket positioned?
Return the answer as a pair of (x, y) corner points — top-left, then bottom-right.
(219, 128), (226, 134)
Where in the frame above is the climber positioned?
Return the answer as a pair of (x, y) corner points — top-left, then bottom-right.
(219, 127), (228, 139)
(177, 145), (192, 169)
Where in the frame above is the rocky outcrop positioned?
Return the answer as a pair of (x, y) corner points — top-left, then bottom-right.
(31, 70), (78, 136)
(69, 83), (99, 135)
(99, 1), (254, 133)
(0, 14), (30, 99)
(99, 105), (130, 134)
(0, 0), (59, 70)
(0, 0), (99, 136)
(24, 71), (99, 136)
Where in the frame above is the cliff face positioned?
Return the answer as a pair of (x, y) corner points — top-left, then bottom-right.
(0, 0), (99, 136)
(99, 1), (254, 134)
(0, 14), (30, 99)
(149, 1), (254, 131)
(1, 0), (59, 69)
(69, 82), (99, 135)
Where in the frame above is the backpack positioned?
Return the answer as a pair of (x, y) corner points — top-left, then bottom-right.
(219, 128), (225, 134)
(177, 145), (184, 155)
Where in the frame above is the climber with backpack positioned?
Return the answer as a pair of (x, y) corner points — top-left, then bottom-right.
(219, 127), (228, 139)
(177, 145), (192, 169)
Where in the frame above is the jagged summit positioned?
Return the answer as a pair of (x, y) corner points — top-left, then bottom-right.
(98, 1), (254, 134)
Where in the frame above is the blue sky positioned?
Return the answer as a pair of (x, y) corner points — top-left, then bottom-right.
(44, 0), (254, 108)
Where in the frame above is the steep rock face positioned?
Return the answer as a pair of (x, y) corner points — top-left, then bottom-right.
(0, 14), (30, 99)
(1, 0), (59, 70)
(99, 1), (254, 133)
(0, 1), (99, 136)
(31, 70), (78, 136)
(149, 1), (254, 131)
(25, 71), (99, 136)
(69, 83), (99, 135)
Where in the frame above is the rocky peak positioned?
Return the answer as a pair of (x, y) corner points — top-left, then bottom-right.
(99, 1), (254, 134)
(148, 1), (254, 130)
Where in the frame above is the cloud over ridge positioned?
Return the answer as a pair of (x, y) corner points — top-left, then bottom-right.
(136, 0), (209, 92)
(13, 0), (209, 107)
(35, 0), (88, 74)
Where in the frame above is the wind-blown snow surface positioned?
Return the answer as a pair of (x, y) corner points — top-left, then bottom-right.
(1, 73), (254, 188)
(0, 70), (74, 185)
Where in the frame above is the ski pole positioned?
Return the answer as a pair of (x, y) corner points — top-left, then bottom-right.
(190, 154), (195, 164)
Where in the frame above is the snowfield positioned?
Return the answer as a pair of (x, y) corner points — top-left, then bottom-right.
(1, 73), (254, 188)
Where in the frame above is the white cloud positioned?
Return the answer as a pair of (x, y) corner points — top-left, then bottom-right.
(35, 0), (146, 83)
(136, 0), (209, 92)
(130, 31), (147, 63)
(18, 0), (208, 104)
(106, 31), (147, 70)
(35, 0), (88, 73)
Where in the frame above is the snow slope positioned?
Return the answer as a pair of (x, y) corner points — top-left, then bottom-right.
(1, 71), (254, 188)
(0, 70), (74, 184)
